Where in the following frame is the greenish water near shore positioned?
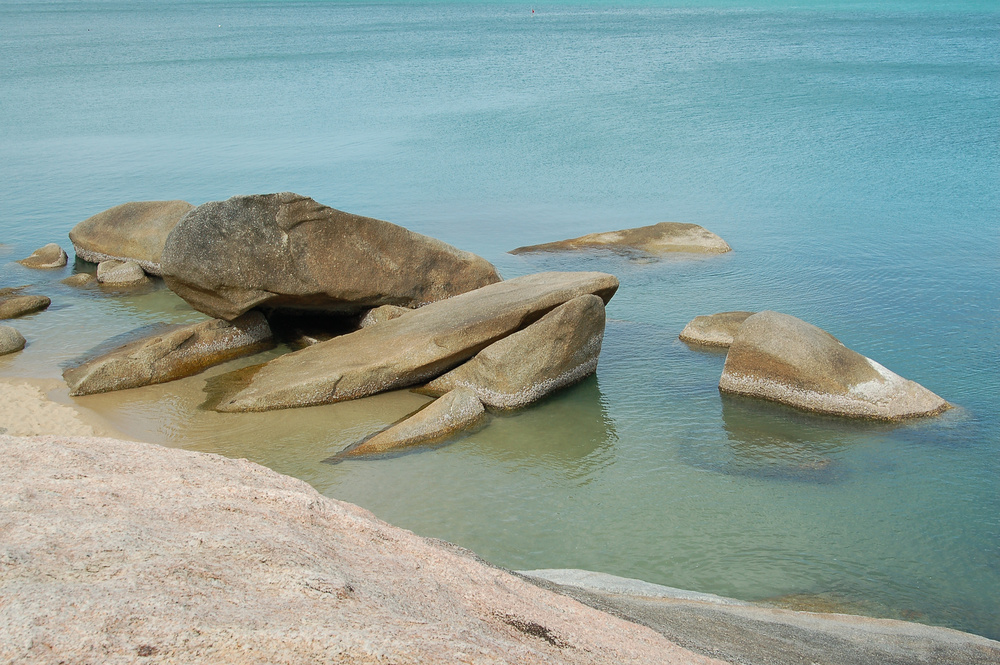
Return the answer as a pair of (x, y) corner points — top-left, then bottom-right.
(2, 0), (998, 640)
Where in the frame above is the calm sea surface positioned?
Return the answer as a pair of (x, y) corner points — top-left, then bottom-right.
(2, 0), (998, 639)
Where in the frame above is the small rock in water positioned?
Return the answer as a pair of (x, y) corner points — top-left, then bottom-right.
(510, 222), (731, 256)
(679, 311), (755, 348)
(61, 273), (95, 287)
(0, 292), (51, 320)
(0, 326), (26, 355)
(97, 260), (150, 286)
(17, 243), (68, 269)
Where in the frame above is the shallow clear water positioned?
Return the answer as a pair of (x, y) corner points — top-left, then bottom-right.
(2, 0), (998, 639)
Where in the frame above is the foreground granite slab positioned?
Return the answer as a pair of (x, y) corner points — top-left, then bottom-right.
(522, 570), (1000, 665)
(212, 271), (619, 412)
(0, 434), (722, 665)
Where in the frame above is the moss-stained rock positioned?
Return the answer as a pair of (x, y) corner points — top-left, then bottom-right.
(69, 200), (193, 275)
(511, 222), (731, 256)
(161, 193), (501, 320)
(719, 311), (949, 420)
(63, 312), (273, 396)
(422, 294), (606, 409)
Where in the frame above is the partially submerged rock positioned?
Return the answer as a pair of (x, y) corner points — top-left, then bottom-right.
(719, 311), (949, 420)
(338, 387), (486, 459)
(96, 259), (150, 286)
(61, 273), (95, 287)
(679, 311), (755, 348)
(0, 434), (718, 664)
(161, 193), (502, 320)
(359, 304), (411, 328)
(0, 292), (50, 319)
(212, 271), (619, 412)
(511, 222), (731, 256)
(423, 294), (606, 409)
(17, 243), (67, 269)
(0, 326), (26, 355)
(64, 312), (274, 396)
(69, 200), (194, 275)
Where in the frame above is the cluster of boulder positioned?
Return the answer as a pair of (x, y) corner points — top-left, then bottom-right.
(680, 310), (949, 420)
(44, 192), (619, 457)
(0, 287), (50, 356)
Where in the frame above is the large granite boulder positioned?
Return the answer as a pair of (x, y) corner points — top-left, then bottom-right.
(0, 290), (50, 319)
(0, 326), (26, 355)
(422, 294), (606, 409)
(17, 243), (67, 269)
(96, 259), (150, 286)
(719, 311), (949, 420)
(211, 271), (619, 412)
(511, 222), (731, 256)
(679, 311), (755, 348)
(160, 193), (502, 320)
(336, 387), (486, 459)
(68, 200), (194, 275)
(64, 312), (273, 396)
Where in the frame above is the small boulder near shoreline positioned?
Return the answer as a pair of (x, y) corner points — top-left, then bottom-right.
(511, 222), (731, 256)
(161, 193), (502, 320)
(64, 312), (274, 396)
(0, 434), (721, 664)
(0, 326), (26, 355)
(211, 271), (619, 413)
(423, 294), (607, 409)
(679, 311), (755, 348)
(69, 200), (194, 275)
(0, 289), (50, 320)
(338, 387), (486, 459)
(17, 243), (67, 269)
(719, 311), (949, 420)
(96, 259), (150, 286)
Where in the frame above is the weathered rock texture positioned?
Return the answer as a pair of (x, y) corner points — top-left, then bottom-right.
(340, 387), (486, 459)
(0, 326), (26, 355)
(511, 222), (731, 256)
(679, 311), (755, 348)
(64, 313), (274, 396)
(160, 193), (502, 320)
(212, 272), (619, 412)
(69, 200), (194, 275)
(0, 434), (724, 665)
(423, 294), (606, 409)
(719, 311), (949, 420)
(17, 243), (67, 268)
(61, 272), (95, 287)
(0, 292), (50, 319)
(97, 259), (150, 286)
(523, 569), (1000, 665)
(359, 304), (411, 328)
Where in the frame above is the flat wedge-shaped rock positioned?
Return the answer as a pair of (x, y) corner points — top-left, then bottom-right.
(423, 294), (606, 409)
(0, 293), (50, 319)
(679, 311), (755, 348)
(69, 200), (194, 275)
(213, 271), (619, 412)
(64, 312), (274, 396)
(161, 192), (502, 320)
(340, 387), (486, 458)
(18, 243), (67, 269)
(511, 222), (731, 256)
(719, 311), (949, 420)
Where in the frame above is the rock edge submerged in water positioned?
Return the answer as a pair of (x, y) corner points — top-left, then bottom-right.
(719, 311), (949, 420)
(510, 222), (731, 256)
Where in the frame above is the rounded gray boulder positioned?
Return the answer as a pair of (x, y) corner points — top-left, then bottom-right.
(160, 193), (502, 321)
(719, 311), (949, 420)
(0, 326), (26, 355)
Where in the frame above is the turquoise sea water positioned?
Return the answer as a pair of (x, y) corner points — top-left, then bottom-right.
(2, 0), (998, 640)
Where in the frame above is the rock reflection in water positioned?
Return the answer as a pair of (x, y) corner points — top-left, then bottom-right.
(682, 395), (899, 483)
(464, 375), (617, 480)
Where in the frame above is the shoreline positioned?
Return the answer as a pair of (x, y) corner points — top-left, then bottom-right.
(2, 376), (998, 663)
